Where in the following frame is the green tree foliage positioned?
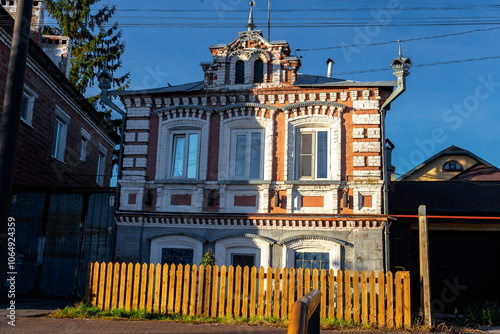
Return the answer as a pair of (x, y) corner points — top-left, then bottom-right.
(44, 0), (130, 95)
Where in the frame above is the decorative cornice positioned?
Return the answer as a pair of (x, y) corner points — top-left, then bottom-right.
(281, 101), (346, 110)
(277, 235), (354, 248)
(148, 232), (207, 242)
(116, 214), (386, 230)
(155, 105), (214, 114)
(215, 102), (278, 113)
(211, 233), (275, 244)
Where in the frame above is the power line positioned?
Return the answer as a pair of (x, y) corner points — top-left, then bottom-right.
(297, 26), (500, 51)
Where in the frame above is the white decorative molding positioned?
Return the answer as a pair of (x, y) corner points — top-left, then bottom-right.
(149, 235), (203, 265)
(214, 236), (271, 268)
(282, 238), (343, 271)
(353, 100), (380, 110)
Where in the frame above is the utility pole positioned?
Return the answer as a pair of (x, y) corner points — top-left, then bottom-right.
(0, 0), (34, 276)
(419, 205), (432, 327)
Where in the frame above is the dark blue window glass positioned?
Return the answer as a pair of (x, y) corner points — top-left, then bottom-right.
(161, 248), (194, 266)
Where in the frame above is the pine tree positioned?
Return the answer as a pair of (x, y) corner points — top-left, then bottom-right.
(44, 0), (130, 95)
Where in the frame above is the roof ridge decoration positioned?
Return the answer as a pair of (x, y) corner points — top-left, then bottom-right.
(246, 1), (256, 31)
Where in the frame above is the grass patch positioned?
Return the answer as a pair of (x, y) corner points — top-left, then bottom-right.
(50, 302), (381, 331)
(463, 301), (500, 327)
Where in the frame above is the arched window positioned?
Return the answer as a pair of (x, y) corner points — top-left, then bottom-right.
(254, 59), (264, 83)
(443, 160), (463, 172)
(235, 60), (245, 84)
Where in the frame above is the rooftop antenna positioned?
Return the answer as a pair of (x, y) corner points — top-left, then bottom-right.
(267, 0), (271, 41)
(246, 1), (256, 31)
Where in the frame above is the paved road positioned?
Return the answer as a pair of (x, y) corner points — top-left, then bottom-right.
(0, 317), (393, 334)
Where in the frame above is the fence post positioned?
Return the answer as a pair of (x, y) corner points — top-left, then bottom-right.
(419, 205), (432, 328)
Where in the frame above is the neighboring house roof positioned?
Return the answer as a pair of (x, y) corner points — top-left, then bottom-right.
(0, 6), (120, 145)
(389, 181), (500, 214)
(450, 163), (500, 181)
(397, 145), (495, 181)
(110, 81), (205, 96)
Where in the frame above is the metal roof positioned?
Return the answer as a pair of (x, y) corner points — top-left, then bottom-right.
(294, 73), (397, 88)
(110, 81), (204, 96)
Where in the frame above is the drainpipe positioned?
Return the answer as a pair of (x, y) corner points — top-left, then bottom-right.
(97, 69), (126, 262)
(380, 41), (412, 272)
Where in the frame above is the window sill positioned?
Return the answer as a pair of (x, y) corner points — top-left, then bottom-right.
(51, 156), (66, 165)
(20, 119), (34, 129)
(284, 180), (342, 185)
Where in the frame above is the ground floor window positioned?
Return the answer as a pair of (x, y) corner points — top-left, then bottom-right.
(232, 254), (255, 269)
(294, 252), (330, 270)
(161, 248), (194, 266)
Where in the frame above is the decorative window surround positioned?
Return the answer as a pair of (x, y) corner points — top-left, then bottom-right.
(285, 114), (341, 182)
(282, 237), (344, 271)
(156, 115), (210, 182)
(214, 235), (272, 268)
(217, 107), (274, 182)
(149, 234), (204, 265)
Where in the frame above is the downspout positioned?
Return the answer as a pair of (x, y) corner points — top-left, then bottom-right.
(97, 69), (126, 209)
(379, 41), (412, 272)
(97, 69), (126, 262)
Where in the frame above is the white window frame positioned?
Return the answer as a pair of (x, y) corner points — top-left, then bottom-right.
(296, 128), (330, 180)
(52, 107), (70, 162)
(20, 86), (37, 126)
(229, 129), (264, 180)
(168, 129), (201, 180)
(80, 128), (91, 161)
(96, 144), (107, 186)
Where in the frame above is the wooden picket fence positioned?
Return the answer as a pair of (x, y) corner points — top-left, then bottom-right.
(85, 262), (411, 328)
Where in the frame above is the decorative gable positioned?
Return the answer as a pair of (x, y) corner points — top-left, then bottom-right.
(201, 30), (300, 89)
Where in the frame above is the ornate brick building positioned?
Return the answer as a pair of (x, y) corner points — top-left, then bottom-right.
(111, 9), (411, 272)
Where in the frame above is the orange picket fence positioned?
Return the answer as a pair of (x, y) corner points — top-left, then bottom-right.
(85, 262), (411, 328)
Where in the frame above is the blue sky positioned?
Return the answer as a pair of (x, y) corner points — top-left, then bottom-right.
(103, 0), (500, 176)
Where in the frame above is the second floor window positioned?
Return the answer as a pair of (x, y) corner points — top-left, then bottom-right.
(298, 129), (328, 179)
(231, 129), (263, 180)
(171, 130), (200, 179)
(235, 60), (245, 84)
(254, 59), (264, 83)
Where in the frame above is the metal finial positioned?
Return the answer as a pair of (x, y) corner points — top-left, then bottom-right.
(246, 1), (256, 31)
(398, 40), (402, 57)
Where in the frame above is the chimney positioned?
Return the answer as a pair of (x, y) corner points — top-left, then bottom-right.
(41, 35), (73, 78)
(326, 58), (334, 78)
(1, 0), (46, 45)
